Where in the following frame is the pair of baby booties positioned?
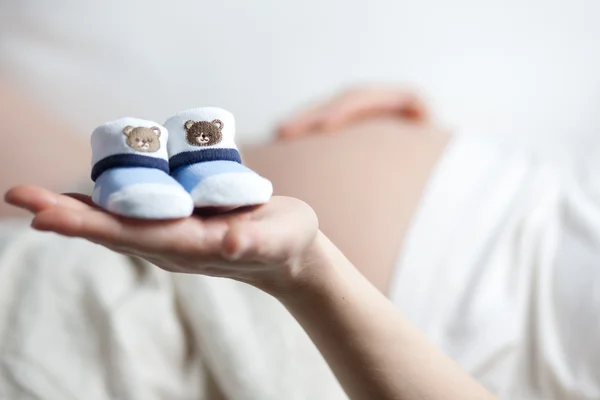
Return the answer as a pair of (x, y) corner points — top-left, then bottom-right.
(91, 107), (273, 219)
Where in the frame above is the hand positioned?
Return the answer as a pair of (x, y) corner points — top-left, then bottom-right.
(4, 185), (321, 295)
(277, 85), (430, 140)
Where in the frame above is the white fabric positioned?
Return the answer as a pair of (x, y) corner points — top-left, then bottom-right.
(0, 222), (208, 399)
(190, 172), (273, 208)
(91, 118), (168, 166)
(390, 134), (600, 399)
(92, 182), (194, 220)
(165, 108), (238, 157)
(0, 221), (346, 400)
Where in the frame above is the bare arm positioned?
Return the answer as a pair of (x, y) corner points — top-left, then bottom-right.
(0, 78), (90, 217)
(279, 233), (497, 400)
(6, 187), (496, 400)
(4, 84), (495, 398)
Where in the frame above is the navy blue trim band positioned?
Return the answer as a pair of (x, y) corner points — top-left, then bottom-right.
(169, 148), (242, 172)
(91, 154), (169, 182)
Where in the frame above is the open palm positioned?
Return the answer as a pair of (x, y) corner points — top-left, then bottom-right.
(5, 185), (319, 292)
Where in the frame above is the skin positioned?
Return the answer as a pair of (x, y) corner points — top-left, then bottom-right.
(244, 86), (445, 293)
(4, 188), (495, 400)
(0, 78), (91, 217)
(245, 117), (449, 294)
(2, 84), (496, 399)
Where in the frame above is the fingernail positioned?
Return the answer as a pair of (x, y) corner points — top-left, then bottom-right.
(30, 218), (47, 231)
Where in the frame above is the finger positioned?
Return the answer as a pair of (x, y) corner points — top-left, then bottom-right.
(30, 206), (224, 257)
(63, 193), (101, 209)
(5, 185), (95, 214)
(222, 220), (294, 266)
(276, 101), (330, 140)
(320, 89), (430, 131)
(30, 206), (170, 250)
(32, 206), (122, 239)
(222, 197), (317, 264)
(277, 88), (431, 139)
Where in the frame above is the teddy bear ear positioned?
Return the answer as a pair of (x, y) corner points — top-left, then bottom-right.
(211, 119), (223, 130)
(122, 126), (135, 136)
(151, 126), (161, 137)
(184, 120), (195, 131)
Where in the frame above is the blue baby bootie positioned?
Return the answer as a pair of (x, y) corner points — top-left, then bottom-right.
(90, 118), (194, 219)
(165, 108), (273, 208)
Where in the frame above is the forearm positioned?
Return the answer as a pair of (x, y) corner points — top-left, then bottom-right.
(278, 232), (496, 400)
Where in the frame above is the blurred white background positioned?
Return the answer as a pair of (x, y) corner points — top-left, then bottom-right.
(1, 0), (599, 148)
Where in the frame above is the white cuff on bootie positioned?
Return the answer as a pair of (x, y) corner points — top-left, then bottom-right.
(90, 118), (170, 181)
(164, 107), (238, 158)
(91, 118), (169, 165)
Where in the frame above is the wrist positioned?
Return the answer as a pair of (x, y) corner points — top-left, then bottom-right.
(270, 230), (343, 302)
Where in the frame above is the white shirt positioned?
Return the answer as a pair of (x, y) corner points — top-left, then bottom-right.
(391, 134), (600, 399)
